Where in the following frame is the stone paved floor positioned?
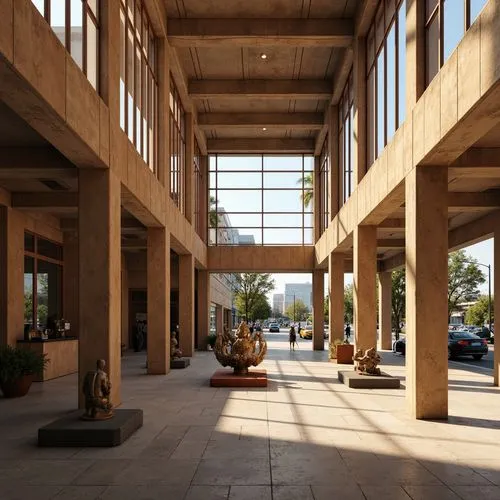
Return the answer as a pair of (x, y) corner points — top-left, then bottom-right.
(1, 332), (500, 499)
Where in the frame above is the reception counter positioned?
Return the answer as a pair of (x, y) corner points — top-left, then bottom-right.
(17, 338), (78, 381)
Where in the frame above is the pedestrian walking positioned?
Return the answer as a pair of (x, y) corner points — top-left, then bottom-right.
(345, 323), (351, 341)
(289, 326), (298, 351)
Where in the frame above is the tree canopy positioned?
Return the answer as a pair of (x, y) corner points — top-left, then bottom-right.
(285, 298), (309, 321)
(465, 295), (493, 326)
(344, 284), (353, 324)
(250, 294), (272, 321)
(391, 269), (405, 333)
(233, 273), (275, 321)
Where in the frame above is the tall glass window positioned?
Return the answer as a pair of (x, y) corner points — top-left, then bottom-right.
(426, 0), (488, 86)
(194, 140), (204, 240)
(170, 77), (186, 212)
(24, 233), (63, 336)
(30, 0), (99, 90)
(319, 136), (330, 235)
(209, 155), (313, 246)
(366, 0), (407, 166)
(119, 0), (158, 172)
(339, 73), (354, 204)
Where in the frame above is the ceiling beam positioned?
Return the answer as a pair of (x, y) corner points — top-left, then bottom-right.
(0, 167), (77, 179)
(60, 217), (146, 232)
(189, 80), (332, 100)
(449, 148), (500, 178)
(198, 112), (324, 130)
(11, 192), (77, 209)
(207, 138), (315, 153)
(167, 18), (354, 48)
(377, 239), (405, 249)
(379, 218), (405, 229)
(121, 239), (148, 250)
(448, 191), (500, 208)
(0, 147), (75, 170)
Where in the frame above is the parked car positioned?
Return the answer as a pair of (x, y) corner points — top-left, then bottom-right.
(268, 323), (280, 333)
(299, 326), (312, 339)
(393, 331), (488, 360)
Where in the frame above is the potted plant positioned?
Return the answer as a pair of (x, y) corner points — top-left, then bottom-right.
(336, 339), (354, 364)
(207, 333), (217, 350)
(0, 345), (49, 398)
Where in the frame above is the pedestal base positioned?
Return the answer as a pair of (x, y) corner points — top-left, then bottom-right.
(210, 369), (267, 387)
(171, 358), (190, 369)
(38, 409), (143, 447)
(339, 370), (400, 389)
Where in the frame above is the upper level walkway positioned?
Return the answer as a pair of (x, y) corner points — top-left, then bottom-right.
(0, 333), (499, 500)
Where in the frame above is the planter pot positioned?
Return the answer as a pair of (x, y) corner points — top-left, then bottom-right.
(0, 374), (34, 398)
(336, 344), (354, 364)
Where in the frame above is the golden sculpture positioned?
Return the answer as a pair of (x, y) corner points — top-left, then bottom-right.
(170, 333), (183, 359)
(353, 347), (381, 376)
(214, 321), (267, 375)
(81, 359), (113, 420)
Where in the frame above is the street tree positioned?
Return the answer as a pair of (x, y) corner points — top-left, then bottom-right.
(344, 284), (353, 324)
(234, 273), (275, 321)
(251, 294), (272, 321)
(448, 250), (485, 320)
(392, 269), (405, 339)
(285, 299), (309, 322)
(465, 295), (494, 326)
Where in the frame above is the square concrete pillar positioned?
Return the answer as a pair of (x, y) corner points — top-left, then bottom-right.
(313, 270), (325, 351)
(215, 305), (223, 334)
(494, 223), (500, 386)
(79, 169), (122, 406)
(329, 253), (344, 345)
(378, 271), (393, 350)
(179, 254), (195, 357)
(353, 225), (377, 351)
(197, 269), (210, 350)
(405, 167), (448, 419)
(147, 227), (170, 374)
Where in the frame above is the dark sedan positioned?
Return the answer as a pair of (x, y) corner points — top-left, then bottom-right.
(393, 331), (488, 360)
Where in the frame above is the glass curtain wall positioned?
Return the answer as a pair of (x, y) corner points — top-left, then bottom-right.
(209, 155), (314, 246)
(339, 73), (354, 204)
(119, 0), (158, 172)
(367, 0), (406, 167)
(426, 0), (488, 86)
(319, 136), (330, 235)
(169, 76), (186, 213)
(23, 233), (63, 335)
(30, 0), (99, 90)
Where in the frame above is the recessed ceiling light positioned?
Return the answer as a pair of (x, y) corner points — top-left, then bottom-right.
(260, 53), (267, 60)
(262, 127), (267, 131)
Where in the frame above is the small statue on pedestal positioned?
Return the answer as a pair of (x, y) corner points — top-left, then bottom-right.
(170, 332), (183, 359)
(353, 347), (381, 376)
(81, 359), (113, 420)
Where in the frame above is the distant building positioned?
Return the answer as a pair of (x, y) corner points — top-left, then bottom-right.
(284, 283), (312, 312)
(272, 293), (284, 315)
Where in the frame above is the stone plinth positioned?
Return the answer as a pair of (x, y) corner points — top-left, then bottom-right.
(339, 370), (400, 389)
(210, 369), (267, 387)
(171, 358), (190, 369)
(38, 409), (143, 447)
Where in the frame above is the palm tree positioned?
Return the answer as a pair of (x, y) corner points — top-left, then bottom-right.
(298, 173), (313, 208)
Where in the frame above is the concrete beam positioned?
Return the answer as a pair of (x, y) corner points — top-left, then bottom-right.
(447, 191), (500, 208)
(377, 239), (405, 249)
(449, 148), (500, 178)
(167, 19), (354, 48)
(189, 80), (332, 100)
(198, 112), (324, 130)
(0, 167), (77, 180)
(0, 147), (76, 172)
(207, 138), (315, 153)
(379, 218), (405, 229)
(11, 192), (77, 209)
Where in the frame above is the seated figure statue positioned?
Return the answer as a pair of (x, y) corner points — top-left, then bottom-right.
(170, 333), (183, 359)
(82, 359), (113, 420)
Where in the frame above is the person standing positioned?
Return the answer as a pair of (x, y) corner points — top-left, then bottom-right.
(345, 323), (351, 341)
(289, 326), (297, 351)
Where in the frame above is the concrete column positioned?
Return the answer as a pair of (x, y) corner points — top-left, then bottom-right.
(328, 105), (340, 215)
(329, 253), (344, 345)
(378, 271), (393, 350)
(147, 227), (170, 374)
(179, 254), (195, 357)
(197, 270), (210, 350)
(353, 36), (367, 184)
(353, 225), (377, 351)
(79, 169), (122, 406)
(406, 0), (426, 111)
(313, 155), (321, 242)
(215, 305), (223, 334)
(63, 231), (79, 338)
(0, 206), (24, 346)
(494, 223), (500, 386)
(185, 113), (195, 223)
(405, 167), (448, 419)
(313, 270), (325, 351)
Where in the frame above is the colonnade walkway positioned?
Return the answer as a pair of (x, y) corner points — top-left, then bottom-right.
(1, 333), (500, 499)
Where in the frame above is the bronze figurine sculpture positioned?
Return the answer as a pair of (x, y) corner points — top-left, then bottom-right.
(353, 347), (381, 376)
(170, 333), (183, 359)
(214, 321), (267, 375)
(81, 359), (113, 420)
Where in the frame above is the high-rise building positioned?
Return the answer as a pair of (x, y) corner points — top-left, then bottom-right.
(272, 293), (284, 315)
(284, 283), (312, 311)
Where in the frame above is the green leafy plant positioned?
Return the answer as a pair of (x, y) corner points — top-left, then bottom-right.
(329, 339), (343, 359)
(207, 333), (217, 349)
(0, 345), (49, 383)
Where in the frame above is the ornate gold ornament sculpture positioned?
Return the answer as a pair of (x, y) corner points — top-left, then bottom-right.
(81, 359), (113, 420)
(170, 333), (183, 359)
(353, 347), (381, 376)
(214, 321), (267, 375)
